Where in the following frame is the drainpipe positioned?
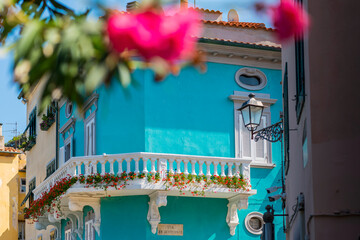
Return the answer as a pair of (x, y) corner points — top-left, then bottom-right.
(55, 101), (59, 170)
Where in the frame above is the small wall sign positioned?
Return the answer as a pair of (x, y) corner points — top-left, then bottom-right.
(158, 224), (183, 236)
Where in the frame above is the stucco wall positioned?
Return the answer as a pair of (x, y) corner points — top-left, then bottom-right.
(0, 153), (22, 240)
(25, 80), (56, 240)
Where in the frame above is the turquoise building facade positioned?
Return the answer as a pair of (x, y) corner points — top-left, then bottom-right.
(51, 39), (285, 240)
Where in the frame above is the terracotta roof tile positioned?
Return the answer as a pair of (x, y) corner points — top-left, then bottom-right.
(203, 20), (274, 31)
(199, 37), (281, 50)
(190, 7), (222, 14)
(3, 147), (22, 153)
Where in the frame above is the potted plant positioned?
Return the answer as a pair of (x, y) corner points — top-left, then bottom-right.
(40, 112), (55, 131)
(20, 135), (36, 151)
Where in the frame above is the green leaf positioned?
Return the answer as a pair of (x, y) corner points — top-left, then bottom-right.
(117, 63), (131, 88)
(85, 64), (107, 94)
(14, 21), (42, 64)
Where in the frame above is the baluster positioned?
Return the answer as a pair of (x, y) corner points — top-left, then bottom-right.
(234, 162), (241, 177)
(150, 158), (156, 174)
(213, 161), (219, 176)
(117, 159), (123, 175)
(168, 159), (174, 174)
(176, 159), (182, 174)
(68, 162), (76, 176)
(241, 162), (251, 185)
(85, 161), (90, 176)
(126, 158), (131, 173)
(142, 158), (148, 174)
(134, 158), (140, 174)
(220, 162), (226, 177)
(191, 160), (196, 175)
(109, 159), (115, 175)
(206, 161), (211, 178)
(198, 160), (204, 176)
(227, 162), (233, 177)
(183, 160), (189, 175)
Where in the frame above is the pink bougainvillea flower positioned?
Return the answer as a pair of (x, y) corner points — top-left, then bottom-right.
(106, 8), (201, 63)
(271, 0), (309, 41)
(107, 12), (138, 53)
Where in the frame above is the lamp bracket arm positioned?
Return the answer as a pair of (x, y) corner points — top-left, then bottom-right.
(252, 121), (283, 143)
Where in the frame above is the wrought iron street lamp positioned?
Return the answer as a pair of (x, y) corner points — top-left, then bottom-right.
(238, 93), (283, 143)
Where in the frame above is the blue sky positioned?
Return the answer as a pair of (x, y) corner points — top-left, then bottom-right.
(0, 0), (278, 143)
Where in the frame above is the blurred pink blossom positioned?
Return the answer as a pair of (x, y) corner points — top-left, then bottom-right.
(271, 0), (309, 41)
(107, 8), (201, 63)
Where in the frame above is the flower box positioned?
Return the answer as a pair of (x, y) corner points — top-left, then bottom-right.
(40, 113), (55, 131)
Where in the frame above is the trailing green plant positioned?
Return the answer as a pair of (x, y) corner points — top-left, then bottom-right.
(40, 112), (55, 131)
(20, 135), (36, 151)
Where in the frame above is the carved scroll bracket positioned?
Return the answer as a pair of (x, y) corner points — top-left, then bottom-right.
(68, 196), (101, 236)
(35, 215), (61, 240)
(226, 196), (249, 236)
(147, 191), (167, 234)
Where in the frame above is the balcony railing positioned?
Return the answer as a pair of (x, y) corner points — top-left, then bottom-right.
(33, 152), (253, 200)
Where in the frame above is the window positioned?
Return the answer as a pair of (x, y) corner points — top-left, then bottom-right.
(85, 220), (95, 240)
(85, 209), (95, 240)
(46, 159), (56, 178)
(65, 101), (73, 118)
(37, 235), (42, 240)
(18, 221), (25, 240)
(63, 136), (73, 163)
(244, 212), (264, 235)
(29, 107), (37, 138)
(28, 178), (36, 204)
(232, 92), (276, 167)
(64, 229), (71, 240)
(295, 0), (305, 122)
(65, 221), (72, 240)
(85, 114), (96, 156)
(238, 113), (270, 164)
(20, 178), (26, 193)
(235, 68), (267, 90)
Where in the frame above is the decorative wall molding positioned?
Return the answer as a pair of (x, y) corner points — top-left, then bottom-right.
(198, 42), (281, 70)
(226, 196), (249, 236)
(59, 117), (76, 135)
(68, 196), (101, 236)
(83, 93), (99, 114)
(147, 191), (167, 234)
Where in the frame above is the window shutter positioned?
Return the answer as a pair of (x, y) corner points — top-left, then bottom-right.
(255, 116), (267, 162)
(239, 114), (251, 158)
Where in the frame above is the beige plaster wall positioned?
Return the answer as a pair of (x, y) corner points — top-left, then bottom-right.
(24, 81), (56, 240)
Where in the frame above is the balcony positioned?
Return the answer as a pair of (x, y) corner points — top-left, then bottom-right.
(32, 152), (256, 237)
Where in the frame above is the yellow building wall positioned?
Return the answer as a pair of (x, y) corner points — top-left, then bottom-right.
(0, 153), (25, 240)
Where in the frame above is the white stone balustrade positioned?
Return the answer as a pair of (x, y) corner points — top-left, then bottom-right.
(33, 152), (252, 200)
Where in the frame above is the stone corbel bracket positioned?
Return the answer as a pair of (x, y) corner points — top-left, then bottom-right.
(68, 196), (101, 236)
(147, 191), (167, 234)
(59, 206), (84, 240)
(35, 215), (61, 240)
(226, 195), (249, 236)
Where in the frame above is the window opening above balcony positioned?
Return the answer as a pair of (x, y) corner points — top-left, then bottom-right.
(235, 67), (267, 90)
